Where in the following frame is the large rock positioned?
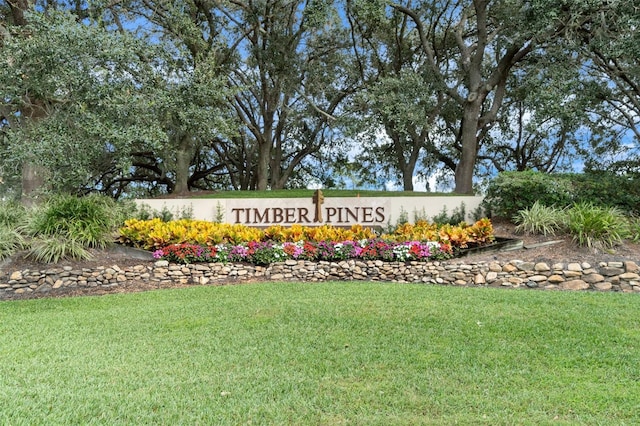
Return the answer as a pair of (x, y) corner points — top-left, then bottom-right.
(560, 280), (590, 291)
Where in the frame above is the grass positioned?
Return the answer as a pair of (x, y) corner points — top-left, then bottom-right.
(1, 283), (639, 425)
(188, 189), (463, 198)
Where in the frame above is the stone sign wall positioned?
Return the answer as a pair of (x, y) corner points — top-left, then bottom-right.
(135, 193), (484, 226)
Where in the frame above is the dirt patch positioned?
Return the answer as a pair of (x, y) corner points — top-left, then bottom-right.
(464, 219), (640, 266)
(0, 247), (152, 273)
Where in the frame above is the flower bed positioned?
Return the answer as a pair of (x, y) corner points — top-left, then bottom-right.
(152, 239), (452, 265)
(121, 218), (495, 265)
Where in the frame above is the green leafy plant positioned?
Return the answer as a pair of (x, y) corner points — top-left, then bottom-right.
(131, 203), (194, 222)
(21, 194), (127, 262)
(627, 216), (640, 244)
(0, 201), (27, 259)
(483, 171), (573, 218)
(566, 202), (630, 249)
(0, 226), (25, 260)
(381, 206), (409, 234)
(513, 201), (567, 236)
(0, 201), (27, 227)
(412, 207), (428, 223)
(214, 201), (225, 223)
(431, 203), (466, 225)
(24, 194), (119, 248)
(27, 236), (92, 263)
(470, 203), (489, 222)
(484, 171), (640, 219)
(111, 199), (141, 226)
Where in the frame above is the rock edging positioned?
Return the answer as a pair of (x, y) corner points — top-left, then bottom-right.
(1, 259), (639, 299)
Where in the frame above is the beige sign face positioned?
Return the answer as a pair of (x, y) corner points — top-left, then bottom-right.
(135, 195), (483, 226)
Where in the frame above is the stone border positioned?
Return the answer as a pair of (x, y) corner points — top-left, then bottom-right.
(1, 258), (639, 299)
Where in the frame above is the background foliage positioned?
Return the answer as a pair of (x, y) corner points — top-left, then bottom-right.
(484, 171), (640, 218)
(1, 0), (639, 199)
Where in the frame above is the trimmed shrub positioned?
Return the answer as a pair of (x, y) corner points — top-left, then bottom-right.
(484, 171), (640, 219)
(569, 172), (640, 214)
(483, 171), (573, 218)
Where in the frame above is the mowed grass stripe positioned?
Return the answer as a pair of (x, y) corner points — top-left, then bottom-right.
(1, 283), (639, 425)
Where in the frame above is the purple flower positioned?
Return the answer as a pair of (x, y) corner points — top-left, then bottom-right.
(283, 242), (304, 258)
(230, 245), (248, 258)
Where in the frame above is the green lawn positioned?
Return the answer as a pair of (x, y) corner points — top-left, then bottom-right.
(1, 283), (639, 425)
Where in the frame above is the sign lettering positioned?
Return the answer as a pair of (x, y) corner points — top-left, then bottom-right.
(228, 192), (388, 226)
(231, 206), (385, 225)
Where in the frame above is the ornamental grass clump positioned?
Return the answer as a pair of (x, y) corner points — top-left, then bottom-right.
(23, 194), (124, 262)
(0, 226), (25, 260)
(629, 217), (640, 243)
(566, 202), (630, 250)
(0, 200), (27, 228)
(513, 201), (567, 236)
(0, 198), (28, 259)
(27, 236), (92, 263)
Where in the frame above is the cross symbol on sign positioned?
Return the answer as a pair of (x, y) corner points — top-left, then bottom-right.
(312, 189), (324, 223)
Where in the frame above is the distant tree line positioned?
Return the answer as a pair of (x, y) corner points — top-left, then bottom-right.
(1, 0), (639, 203)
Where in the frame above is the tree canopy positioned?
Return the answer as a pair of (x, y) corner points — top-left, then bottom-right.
(1, 0), (638, 201)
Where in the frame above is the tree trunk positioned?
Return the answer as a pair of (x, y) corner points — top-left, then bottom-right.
(21, 162), (46, 206)
(454, 100), (482, 194)
(173, 135), (193, 194)
(270, 132), (283, 189)
(390, 131), (420, 192)
(401, 169), (414, 191)
(255, 141), (270, 190)
(19, 99), (50, 205)
(397, 142), (419, 192)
